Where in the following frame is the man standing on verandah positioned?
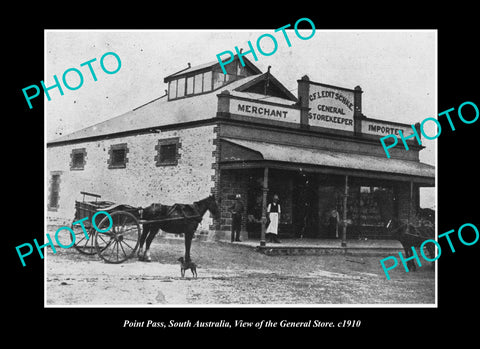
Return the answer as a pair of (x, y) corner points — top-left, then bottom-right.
(266, 194), (281, 243)
(229, 194), (244, 242)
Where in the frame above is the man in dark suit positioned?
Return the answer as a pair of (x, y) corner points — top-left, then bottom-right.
(229, 194), (244, 242)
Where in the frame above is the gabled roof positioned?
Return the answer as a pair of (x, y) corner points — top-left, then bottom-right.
(232, 72), (297, 102)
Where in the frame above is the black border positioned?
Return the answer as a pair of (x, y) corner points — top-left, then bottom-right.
(9, 7), (479, 341)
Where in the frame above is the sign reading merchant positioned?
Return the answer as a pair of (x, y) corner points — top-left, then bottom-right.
(308, 82), (355, 131)
(231, 99), (300, 124)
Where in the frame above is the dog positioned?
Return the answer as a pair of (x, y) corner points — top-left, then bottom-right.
(177, 257), (197, 278)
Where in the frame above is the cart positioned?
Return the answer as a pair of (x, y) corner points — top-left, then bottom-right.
(69, 192), (142, 263)
(69, 191), (202, 264)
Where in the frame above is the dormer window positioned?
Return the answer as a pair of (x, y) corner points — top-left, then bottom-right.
(168, 79), (177, 99)
(203, 71), (212, 92)
(165, 56), (261, 101)
(177, 77), (185, 98)
(168, 71), (213, 100)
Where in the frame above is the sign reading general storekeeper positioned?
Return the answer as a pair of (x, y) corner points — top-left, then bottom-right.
(231, 99), (300, 124)
(308, 83), (355, 131)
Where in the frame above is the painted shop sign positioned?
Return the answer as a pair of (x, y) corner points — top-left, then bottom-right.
(362, 119), (414, 137)
(231, 99), (300, 124)
(308, 83), (355, 131)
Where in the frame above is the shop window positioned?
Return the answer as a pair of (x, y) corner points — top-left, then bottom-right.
(353, 185), (394, 227)
(155, 137), (180, 166)
(48, 172), (61, 211)
(70, 148), (86, 170)
(108, 143), (128, 169)
(360, 186), (371, 193)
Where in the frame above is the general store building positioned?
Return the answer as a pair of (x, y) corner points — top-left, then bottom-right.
(47, 55), (435, 242)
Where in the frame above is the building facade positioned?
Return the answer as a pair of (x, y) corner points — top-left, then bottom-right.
(47, 55), (435, 242)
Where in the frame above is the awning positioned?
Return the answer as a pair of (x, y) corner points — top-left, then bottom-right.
(220, 138), (435, 185)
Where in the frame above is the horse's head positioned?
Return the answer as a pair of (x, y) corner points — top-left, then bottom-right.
(206, 195), (221, 220)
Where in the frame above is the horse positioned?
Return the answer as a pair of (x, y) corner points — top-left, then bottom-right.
(386, 219), (435, 272)
(137, 195), (220, 263)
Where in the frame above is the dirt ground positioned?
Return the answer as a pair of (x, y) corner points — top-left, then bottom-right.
(45, 237), (435, 306)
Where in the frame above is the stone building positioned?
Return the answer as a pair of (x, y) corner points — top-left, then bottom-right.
(46, 55), (434, 242)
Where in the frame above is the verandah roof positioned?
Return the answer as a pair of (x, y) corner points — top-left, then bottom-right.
(220, 138), (435, 186)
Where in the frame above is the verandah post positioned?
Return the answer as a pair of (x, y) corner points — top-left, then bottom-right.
(260, 167), (269, 247)
(341, 175), (349, 247)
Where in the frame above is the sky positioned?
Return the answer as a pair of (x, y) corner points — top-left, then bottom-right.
(45, 29), (437, 207)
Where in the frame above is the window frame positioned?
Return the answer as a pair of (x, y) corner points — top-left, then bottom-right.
(48, 171), (62, 211)
(154, 137), (181, 166)
(186, 75), (194, 95)
(108, 143), (129, 169)
(70, 148), (87, 170)
(176, 77), (186, 98)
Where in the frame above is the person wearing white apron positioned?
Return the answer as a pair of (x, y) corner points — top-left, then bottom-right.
(266, 194), (281, 243)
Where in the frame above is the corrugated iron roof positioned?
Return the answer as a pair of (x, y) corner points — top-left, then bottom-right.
(48, 73), (283, 144)
(48, 90), (218, 144)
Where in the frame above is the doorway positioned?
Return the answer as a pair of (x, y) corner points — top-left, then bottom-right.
(292, 171), (319, 238)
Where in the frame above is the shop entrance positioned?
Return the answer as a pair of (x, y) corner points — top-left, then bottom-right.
(292, 171), (320, 238)
(245, 168), (322, 239)
(243, 167), (400, 240)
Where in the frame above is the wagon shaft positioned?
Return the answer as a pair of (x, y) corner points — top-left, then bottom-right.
(139, 215), (201, 224)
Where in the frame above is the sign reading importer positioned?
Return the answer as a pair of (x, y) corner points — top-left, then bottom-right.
(361, 119), (414, 137)
(231, 99), (300, 124)
(308, 84), (355, 131)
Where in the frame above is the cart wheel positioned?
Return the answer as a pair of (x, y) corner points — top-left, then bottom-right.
(94, 211), (140, 264)
(67, 223), (98, 255)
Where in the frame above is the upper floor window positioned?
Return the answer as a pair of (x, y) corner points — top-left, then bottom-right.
(168, 79), (177, 99)
(177, 77), (185, 98)
(168, 68), (237, 100)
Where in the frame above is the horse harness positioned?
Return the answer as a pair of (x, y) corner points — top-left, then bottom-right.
(140, 202), (202, 223)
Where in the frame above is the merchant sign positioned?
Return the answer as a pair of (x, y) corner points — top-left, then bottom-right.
(231, 99), (300, 124)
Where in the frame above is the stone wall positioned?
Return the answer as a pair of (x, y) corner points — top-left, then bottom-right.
(47, 125), (217, 233)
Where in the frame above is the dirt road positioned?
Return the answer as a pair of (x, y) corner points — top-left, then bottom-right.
(46, 237), (435, 305)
